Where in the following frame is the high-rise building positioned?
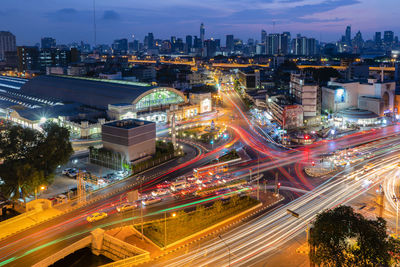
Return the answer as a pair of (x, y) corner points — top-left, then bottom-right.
(266, 34), (280, 55)
(0, 31), (16, 61)
(17, 46), (39, 71)
(280, 32), (290, 55)
(112, 39), (128, 54)
(261, 30), (267, 44)
(266, 33), (289, 55)
(128, 40), (139, 52)
(293, 36), (316, 56)
(147, 33), (154, 49)
(374, 32), (382, 46)
(204, 39), (218, 57)
(185, 35), (193, 53)
(200, 23), (205, 48)
(41, 37), (56, 49)
(384, 31), (394, 45)
(226, 35), (234, 51)
(345, 26), (351, 45)
(307, 38), (317, 55)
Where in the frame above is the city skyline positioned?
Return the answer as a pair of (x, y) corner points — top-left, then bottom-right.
(1, 0), (399, 45)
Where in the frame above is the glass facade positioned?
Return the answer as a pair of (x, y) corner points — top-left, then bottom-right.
(135, 89), (184, 110)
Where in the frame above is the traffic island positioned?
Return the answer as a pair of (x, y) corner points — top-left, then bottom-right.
(135, 195), (259, 248)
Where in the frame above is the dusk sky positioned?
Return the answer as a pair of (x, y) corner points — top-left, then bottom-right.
(1, 0), (399, 45)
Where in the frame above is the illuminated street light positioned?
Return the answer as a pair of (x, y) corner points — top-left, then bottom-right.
(40, 117), (47, 123)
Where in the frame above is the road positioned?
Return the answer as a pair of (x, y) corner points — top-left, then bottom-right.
(2, 84), (400, 267)
(151, 138), (400, 266)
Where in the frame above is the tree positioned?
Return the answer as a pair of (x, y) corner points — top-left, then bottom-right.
(0, 122), (73, 201)
(309, 206), (391, 266)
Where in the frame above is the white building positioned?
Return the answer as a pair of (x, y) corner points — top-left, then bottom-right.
(290, 74), (320, 118)
(322, 78), (396, 116)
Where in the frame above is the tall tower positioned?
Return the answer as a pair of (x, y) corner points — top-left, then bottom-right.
(200, 23), (205, 47)
(345, 25), (351, 45)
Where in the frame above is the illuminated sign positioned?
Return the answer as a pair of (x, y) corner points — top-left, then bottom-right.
(334, 88), (346, 103)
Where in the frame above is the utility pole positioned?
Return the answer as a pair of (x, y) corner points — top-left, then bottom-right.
(378, 184), (385, 218)
(257, 152), (260, 201)
(394, 196), (399, 238)
(77, 171), (86, 205)
(164, 211), (167, 247)
(140, 179), (144, 240)
(218, 235), (231, 267)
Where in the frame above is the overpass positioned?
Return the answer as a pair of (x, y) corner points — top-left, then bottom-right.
(297, 65), (395, 72)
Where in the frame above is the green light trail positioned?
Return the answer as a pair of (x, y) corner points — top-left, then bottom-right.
(0, 188), (249, 266)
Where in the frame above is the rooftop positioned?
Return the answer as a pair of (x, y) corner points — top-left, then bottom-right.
(19, 75), (157, 109)
(104, 119), (154, 129)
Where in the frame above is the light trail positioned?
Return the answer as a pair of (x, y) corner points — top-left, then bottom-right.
(158, 147), (400, 266)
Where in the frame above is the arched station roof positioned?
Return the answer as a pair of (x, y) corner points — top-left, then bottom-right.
(19, 75), (186, 109)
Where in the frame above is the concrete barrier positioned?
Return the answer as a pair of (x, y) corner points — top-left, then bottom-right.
(32, 236), (91, 267)
(100, 253), (150, 267)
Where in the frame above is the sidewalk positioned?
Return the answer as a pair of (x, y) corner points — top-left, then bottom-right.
(0, 208), (63, 240)
(0, 140), (199, 241)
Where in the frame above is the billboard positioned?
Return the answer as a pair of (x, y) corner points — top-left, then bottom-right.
(334, 88), (346, 103)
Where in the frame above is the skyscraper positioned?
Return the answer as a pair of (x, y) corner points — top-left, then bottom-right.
(41, 37), (56, 49)
(374, 32), (382, 46)
(0, 31), (16, 60)
(266, 33), (289, 55)
(200, 23), (205, 47)
(384, 31), (394, 45)
(112, 38), (128, 54)
(147, 33), (154, 49)
(261, 30), (267, 44)
(345, 26), (351, 45)
(185, 35), (193, 53)
(226, 35), (234, 52)
(266, 34), (280, 55)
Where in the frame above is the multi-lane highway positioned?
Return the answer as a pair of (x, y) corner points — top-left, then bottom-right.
(1, 84), (400, 267)
(153, 136), (400, 266)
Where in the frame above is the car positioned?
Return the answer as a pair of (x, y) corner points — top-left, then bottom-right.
(62, 168), (76, 175)
(116, 170), (128, 177)
(66, 169), (78, 178)
(116, 203), (137, 212)
(87, 212), (108, 222)
(141, 197), (162, 206)
(56, 194), (68, 204)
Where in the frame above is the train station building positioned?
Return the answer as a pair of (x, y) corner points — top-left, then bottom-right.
(0, 75), (212, 138)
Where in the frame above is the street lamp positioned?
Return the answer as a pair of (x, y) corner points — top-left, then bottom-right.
(164, 212), (177, 248)
(393, 196), (399, 238)
(219, 234), (231, 266)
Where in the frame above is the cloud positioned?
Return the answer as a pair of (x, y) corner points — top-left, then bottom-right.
(102, 10), (120, 21)
(57, 8), (78, 15)
(45, 8), (91, 23)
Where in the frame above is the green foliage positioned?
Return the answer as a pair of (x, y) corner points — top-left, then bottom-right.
(89, 146), (127, 170)
(137, 196), (258, 247)
(132, 141), (181, 173)
(0, 122), (73, 201)
(309, 206), (391, 266)
(212, 149), (239, 163)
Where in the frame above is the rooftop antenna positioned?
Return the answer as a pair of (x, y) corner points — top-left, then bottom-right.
(272, 20), (276, 33)
(93, 0), (97, 48)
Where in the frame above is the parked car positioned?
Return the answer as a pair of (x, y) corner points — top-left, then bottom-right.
(116, 203), (137, 212)
(56, 194), (68, 204)
(87, 212), (108, 222)
(62, 168), (76, 175)
(66, 169), (78, 178)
